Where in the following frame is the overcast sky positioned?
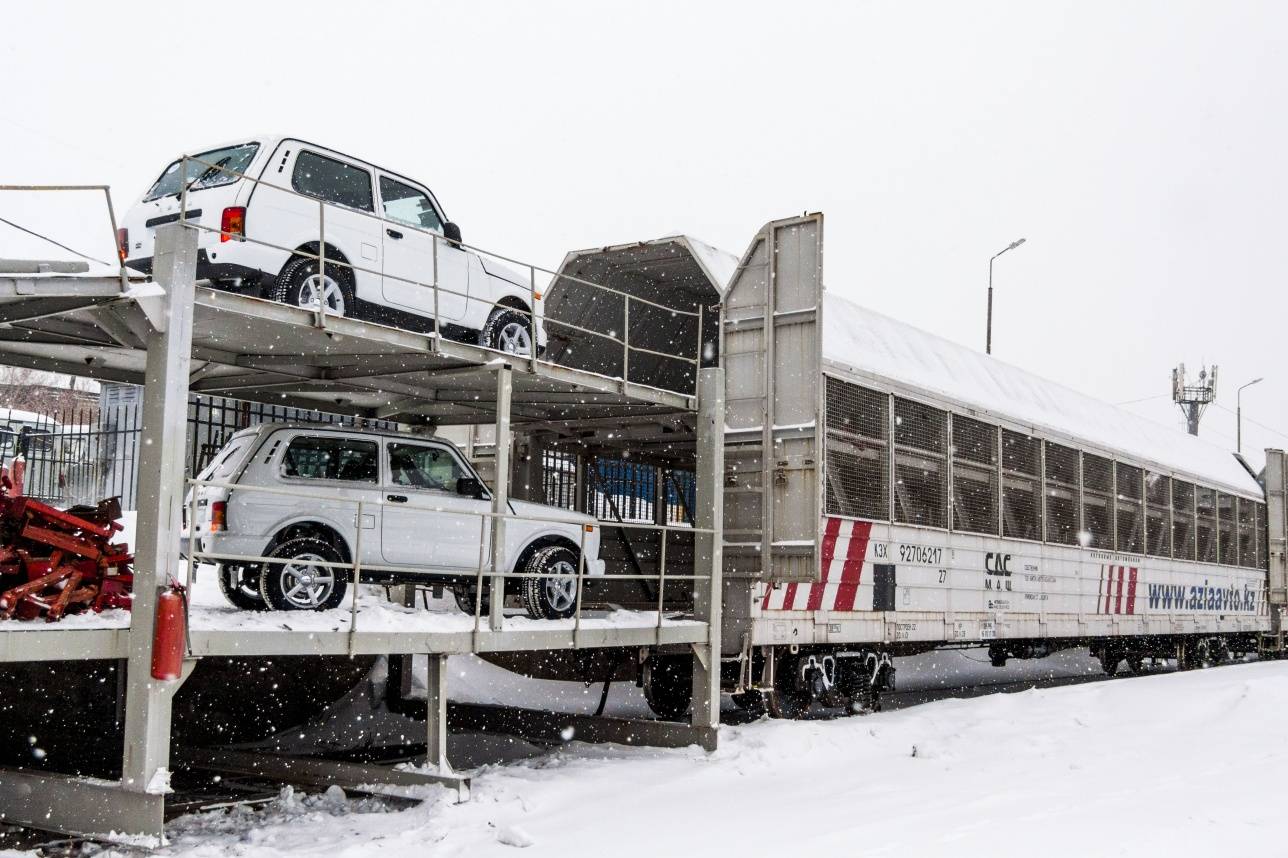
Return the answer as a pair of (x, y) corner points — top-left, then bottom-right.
(2, 1), (1285, 469)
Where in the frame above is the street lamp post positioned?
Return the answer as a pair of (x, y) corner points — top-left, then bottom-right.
(1237, 377), (1264, 454)
(987, 237), (1026, 355)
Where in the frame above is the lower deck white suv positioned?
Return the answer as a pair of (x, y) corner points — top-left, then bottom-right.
(188, 423), (603, 619)
(119, 136), (544, 356)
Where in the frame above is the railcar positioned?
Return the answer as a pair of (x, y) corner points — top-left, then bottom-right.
(717, 214), (1275, 715)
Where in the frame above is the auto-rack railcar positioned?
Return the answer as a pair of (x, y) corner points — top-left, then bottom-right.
(718, 213), (1272, 715)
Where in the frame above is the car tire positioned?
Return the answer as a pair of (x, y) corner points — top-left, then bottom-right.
(258, 535), (348, 611)
(520, 545), (579, 620)
(272, 256), (355, 318)
(481, 308), (534, 356)
(217, 563), (268, 611)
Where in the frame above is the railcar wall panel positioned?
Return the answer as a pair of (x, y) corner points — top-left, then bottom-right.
(750, 516), (1268, 647)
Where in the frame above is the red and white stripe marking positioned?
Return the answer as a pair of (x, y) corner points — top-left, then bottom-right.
(760, 518), (873, 611)
(1098, 565), (1138, 614)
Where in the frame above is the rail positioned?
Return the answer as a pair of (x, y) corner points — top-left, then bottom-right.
(184, 476), (712, 650)
(174, 154), (713, 395)
(0, 184), (129, 292)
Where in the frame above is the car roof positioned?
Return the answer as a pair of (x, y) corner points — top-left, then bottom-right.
(240, 421), (453, 445)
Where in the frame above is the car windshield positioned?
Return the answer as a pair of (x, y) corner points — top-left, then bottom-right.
(198, 435), (254, 481)
(144, 142), (260, 201)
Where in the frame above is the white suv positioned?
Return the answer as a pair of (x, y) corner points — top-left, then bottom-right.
(188, 423), (603, 619)
(119, 136), (543, 356)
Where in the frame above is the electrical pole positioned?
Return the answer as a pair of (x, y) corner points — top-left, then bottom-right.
(1172, 363), (1217, 436)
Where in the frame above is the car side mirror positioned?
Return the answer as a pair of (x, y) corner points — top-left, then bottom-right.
(443, 221), (462, 248)
(456, 476), (483, 498)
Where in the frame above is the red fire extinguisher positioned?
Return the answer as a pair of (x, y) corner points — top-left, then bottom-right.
(151, 581), (188, 680)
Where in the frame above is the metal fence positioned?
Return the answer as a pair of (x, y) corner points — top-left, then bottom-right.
(540, 450), (695, 527)
(11, 391), (394, 509)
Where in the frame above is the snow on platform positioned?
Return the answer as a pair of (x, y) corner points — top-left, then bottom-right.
(0, 564), (700, 653)
(150, 659), (1288, 857)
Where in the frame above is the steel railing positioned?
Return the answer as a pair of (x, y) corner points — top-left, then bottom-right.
(174, 153), (712, 395)
(0, 184), (130, 292)
(184, 476), (712, 651)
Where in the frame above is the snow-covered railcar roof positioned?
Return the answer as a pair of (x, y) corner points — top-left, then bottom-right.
(821, 293), (1261, 498)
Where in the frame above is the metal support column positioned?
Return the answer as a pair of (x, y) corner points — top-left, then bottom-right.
(122, 224), (197, 793)
(425, 653), (450, 774)
(691, 367), (724, 745)
(489, 365), (513, 631)
(511, 433), (547, 503)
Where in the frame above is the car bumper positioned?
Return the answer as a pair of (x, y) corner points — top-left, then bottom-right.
(125, 251), (272, 292)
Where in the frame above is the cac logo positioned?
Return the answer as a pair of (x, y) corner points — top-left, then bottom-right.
(985, 552), (1012, 576)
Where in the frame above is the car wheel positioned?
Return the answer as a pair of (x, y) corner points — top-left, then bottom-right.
(642, 654), (693, 720)
(520, 545), (579, 620)
(481, 308), (534, 356)
(258, 535), (348, 611)
(272, 256), (354, 317)
(453, 582), (491, 617)
(217, 563), (268, 611)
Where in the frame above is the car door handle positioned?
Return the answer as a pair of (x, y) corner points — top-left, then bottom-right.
(387, 494), (407, 503)
(386, 228), (403, 240)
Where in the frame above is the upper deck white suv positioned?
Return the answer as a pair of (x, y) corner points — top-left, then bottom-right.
(189, 423), (603, 619)
(119, 136), (543, 356)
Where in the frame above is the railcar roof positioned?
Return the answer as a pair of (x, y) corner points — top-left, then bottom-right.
(822, 292), (1262, 498)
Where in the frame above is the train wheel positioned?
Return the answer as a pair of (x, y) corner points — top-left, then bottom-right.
(768, 686), (812, 719)
(1126, 654), (1144, 674)
(642, 654), (692, 721)
(731, 689), (769, 719)
(1098, 651), (1121, 676)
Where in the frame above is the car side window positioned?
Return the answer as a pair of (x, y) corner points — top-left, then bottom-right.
(379, 176), (444, 233)
(388, 443), (469, 492)
(280, 436), (378, 482)
(292, 151), (374, 212)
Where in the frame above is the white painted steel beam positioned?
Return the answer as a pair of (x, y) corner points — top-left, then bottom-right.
(120, 223), (196, 802)
(691, 367), (725, 739)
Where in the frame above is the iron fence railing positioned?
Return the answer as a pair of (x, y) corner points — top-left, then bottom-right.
(6, 394), (393, 509)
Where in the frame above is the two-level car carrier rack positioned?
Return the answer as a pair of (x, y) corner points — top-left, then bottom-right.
(0, 204), (726, 841)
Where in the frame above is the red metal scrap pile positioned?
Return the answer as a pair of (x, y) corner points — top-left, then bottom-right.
(0, 496), (133, 622)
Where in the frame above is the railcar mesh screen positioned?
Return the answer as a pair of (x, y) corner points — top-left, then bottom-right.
(1196, 486), (1218, 563)
(1145, 472), (1171, 557)
(893, 398), (947, 528)
(1237, 498), (1257, 568)
(824, 378), (889, 520)
(1001, 431), (1041, 540)
(951, 415), (997, 535)
(1044, 442), (1079, 545)
(1172, 480), (1196, 560)
(1081, 453), (1113, 549)
(1115, 462), (1144, 553)
(825, 437), (889, 520)
(1217, 492), (1236, 565)
(826, 377), (887, 440)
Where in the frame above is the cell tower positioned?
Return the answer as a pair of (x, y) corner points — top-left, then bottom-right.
(1172, 363), (1218, 436)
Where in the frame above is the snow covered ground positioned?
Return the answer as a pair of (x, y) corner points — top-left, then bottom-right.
(33, 658), (1286, 857)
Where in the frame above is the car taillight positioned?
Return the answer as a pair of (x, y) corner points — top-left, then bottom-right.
(116, 227), (128, 262)
(210, 501), (227, 532)
(220, 206), (246, 242)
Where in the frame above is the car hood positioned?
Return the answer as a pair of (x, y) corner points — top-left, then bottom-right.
(479, 256), (529, 290)
(508, 499), (594, 526)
